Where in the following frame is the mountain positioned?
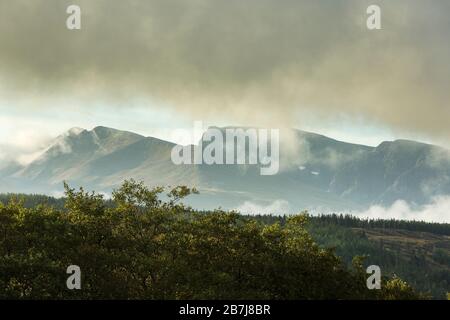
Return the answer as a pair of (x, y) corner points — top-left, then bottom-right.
(1, 126), (449, 213)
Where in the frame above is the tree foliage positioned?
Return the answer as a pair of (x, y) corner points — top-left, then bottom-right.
(0, 180), (421, 299)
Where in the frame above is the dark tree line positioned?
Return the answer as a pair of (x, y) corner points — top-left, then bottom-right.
(246, 213), (450, 236)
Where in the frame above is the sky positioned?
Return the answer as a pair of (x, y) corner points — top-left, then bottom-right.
(1, 0), (449, 163)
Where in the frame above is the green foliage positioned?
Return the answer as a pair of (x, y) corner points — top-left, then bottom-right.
(0, 181), (422, 299)
(433, 249), (450, 266)
(0, 193), (66, 210)
(381, 277), (422, 300)
(247, 213), (450, 299)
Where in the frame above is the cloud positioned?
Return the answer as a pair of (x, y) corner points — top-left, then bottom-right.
(425, 147), (450, 169)
(0, 0), (449, 140)
(353, 196), (450, 223)
(235, 199), (292, 215)
(0, 118), (54, 165)
(235, 195), (450, 222)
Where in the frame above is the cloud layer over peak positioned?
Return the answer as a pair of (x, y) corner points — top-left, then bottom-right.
(0, 0), (449, 141)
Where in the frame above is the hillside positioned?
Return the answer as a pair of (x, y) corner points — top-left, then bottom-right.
(1, 126), (449, 214)
(251, 214), (450, 299)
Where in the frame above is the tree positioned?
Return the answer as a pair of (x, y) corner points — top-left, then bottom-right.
(0, 180), (422, 300)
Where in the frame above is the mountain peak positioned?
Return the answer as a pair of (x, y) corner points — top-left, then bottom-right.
(91, 126), (144, 140)
(376, 139), (436, 153)
(66, 127), (86, 136)
(92, 126), (117, 139)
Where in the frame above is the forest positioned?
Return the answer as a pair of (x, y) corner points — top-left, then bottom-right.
(1, 180), (446, 299)
(248, 214), (450, 298)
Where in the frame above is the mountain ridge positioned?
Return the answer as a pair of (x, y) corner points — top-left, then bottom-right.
(1, 126), (449, 213)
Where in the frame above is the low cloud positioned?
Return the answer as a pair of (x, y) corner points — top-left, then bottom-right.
(353, 196), (450, 223)
(425, 147), (450, 169)
(235, 199), (292, 215)
(0, 128), (52, 166)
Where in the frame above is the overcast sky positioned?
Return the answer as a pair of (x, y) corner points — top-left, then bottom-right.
(1, 0), (449, 162)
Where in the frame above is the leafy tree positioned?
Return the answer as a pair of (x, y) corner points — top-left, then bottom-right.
(0, 180), (423, 300)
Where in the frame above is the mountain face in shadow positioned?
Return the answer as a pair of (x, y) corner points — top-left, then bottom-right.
(1, 126), (449, 213)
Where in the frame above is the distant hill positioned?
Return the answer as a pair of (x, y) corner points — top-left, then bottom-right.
(248, 213), (450, 299)
(1, 126), (449, 213)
